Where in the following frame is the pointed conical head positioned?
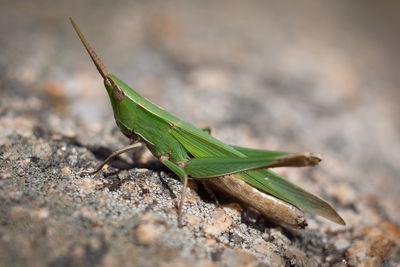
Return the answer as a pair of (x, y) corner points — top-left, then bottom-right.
(70, 18), (109, 82)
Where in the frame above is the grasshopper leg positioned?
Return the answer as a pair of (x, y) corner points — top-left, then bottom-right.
(81, 143), (143, 176)
(200, 181), (220, 205)
(162, 159), (188, 227)
(199, 126), (212, 135)
(177, 175), (188, 227)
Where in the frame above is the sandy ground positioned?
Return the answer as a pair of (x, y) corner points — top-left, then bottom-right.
(1, 1), (400, 266)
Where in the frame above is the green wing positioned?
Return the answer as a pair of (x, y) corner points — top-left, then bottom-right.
(184, 152), (321, 178)
(238, 146), (345, 225)
(170, 121), (245, 158)
(231, 145), (289, 158)
(237, 170), (345, 225)
(184, 156), (287, 178)
(175, 132), (345, 225)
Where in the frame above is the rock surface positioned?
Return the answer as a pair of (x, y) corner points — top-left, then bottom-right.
(1, 1), (400, 266)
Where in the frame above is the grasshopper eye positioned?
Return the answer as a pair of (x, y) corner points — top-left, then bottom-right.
(113, 85), (125, 102)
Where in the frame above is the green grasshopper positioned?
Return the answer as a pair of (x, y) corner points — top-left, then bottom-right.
(71, 18), (345, 228)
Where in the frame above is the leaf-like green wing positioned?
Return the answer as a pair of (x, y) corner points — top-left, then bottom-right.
(231, 145), (289, 158)
(236, 170), (346, 225)
(184, 144), (344, 225)
(170, 121), (244, 158)
(184, 152), (322, 178)
(184, 156), (279, 178)
(171, 121), (344, 225)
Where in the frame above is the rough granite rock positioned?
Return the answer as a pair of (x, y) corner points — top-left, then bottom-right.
(1, 1), (400, 266)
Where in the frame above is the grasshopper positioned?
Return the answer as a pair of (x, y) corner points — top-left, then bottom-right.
(70, 18), (345, 228)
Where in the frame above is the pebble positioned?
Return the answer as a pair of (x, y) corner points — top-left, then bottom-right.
(159, 257), (191, 267)
(135, 223), (165, 245)
(67, 154), (78, 166)
(186, 214), (202, 227)
(9, 205), (29, 220)
(229, 233), (243, 245)
(202, 209), (233, 237)
(75, 207), (98, 222)
(252, 240), (285, 266)
(88, 236), (102, 251)
(270, 228), (290, 247)
(100, 253), (120, 267)
(78, 177), (96, 193)
(285, 246), (309, 267)
(331, 261), (348, 267)
(219, 248), (258, 267)
(16, 167), (25, 177)
(222, 203), (242, 218)
(253, 239), (273, 254)
(60, 166), (72, 179)
(30, 207), (50, 219)
(346, 221), (400, 266)
(61, 166), (71, 176)
(1, 151), (17, 161)
(33, 141), (52, 159)
(118, 170), (130, 181)
(193, 259), (217, 267)
(333, 237), (350, 251)
(5, 189), (23, 201)
(0, 170), (11, 179)
(205, 238), (217, 247)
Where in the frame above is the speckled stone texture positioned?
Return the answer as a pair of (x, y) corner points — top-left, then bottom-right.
(1, 1), (400, 266)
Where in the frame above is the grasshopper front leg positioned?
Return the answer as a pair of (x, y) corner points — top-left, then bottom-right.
(82, 144), (191, 227)
(81, 143), (143, 176)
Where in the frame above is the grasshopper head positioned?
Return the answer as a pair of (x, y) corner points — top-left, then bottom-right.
(71, 18), (133, 136)
(70, 18), (126, 103)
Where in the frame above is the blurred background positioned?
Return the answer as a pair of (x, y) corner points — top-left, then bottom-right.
(1, 0), (399, 225)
